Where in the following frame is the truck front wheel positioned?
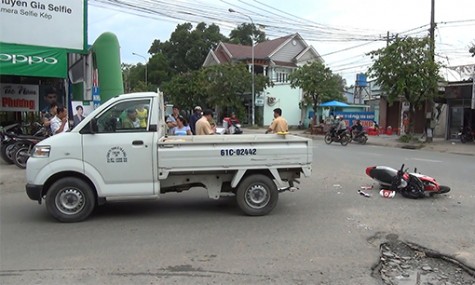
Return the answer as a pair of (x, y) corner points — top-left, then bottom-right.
(45, 178), (96, 223)
(236, 174), (278, 216)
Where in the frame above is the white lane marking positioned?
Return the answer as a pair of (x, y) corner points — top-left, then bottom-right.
(411, 158), (443, 163)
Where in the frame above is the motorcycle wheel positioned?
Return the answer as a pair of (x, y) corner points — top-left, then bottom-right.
(340, 135), (349, 146)
(437, 185), (451, 194)
(324, 134), (333, 144)
(460, 135), (467, 143)
(6, 143), (19, 164)
(0, 143), (14, 164)
(13, 146), (30, 169)
(360, 136), (368, 145)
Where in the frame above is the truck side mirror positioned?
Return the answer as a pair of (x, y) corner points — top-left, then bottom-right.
(90, 118), (98, 134)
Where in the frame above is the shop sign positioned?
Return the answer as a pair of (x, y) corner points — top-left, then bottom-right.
(0, 83), (39, 112)
(0, 43), (67, 78)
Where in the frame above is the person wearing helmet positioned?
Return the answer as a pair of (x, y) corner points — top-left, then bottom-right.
(336, 116), (347, 138)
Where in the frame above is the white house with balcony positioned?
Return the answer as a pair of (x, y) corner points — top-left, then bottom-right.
(203, 33), (322, 126)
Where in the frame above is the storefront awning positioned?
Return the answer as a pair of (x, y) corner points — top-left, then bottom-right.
(0, 43), (67, 78)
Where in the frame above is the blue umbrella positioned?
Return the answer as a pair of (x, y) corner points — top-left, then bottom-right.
(319, 100), (350, 107)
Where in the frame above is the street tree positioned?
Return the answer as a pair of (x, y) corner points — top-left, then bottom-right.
(161, 70), (207, 113)
(148, 22), (227, 73)
(147, 53), (173, 87)
(229, 23), (266, 45)
(200, 63), (272, 121)
(122, 63), (148, 92)
(368, 36), (440, 135)
(288, 61), (345, 124)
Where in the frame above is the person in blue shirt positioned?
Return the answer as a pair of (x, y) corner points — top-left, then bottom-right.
(172, 115), (192, 136)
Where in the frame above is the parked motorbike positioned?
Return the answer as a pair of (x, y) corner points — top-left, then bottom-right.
(3, 123), (49, 168)
(349, 130), (368, 144)
(11, 136), (45, 169)
(324, 127), (350, 146)
(458, 126), (474, 143)
(0, 123), (23, 164)
(366, 164), (450, 198)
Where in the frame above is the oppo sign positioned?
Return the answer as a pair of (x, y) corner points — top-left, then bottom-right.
(0, 43), (67, 78)
(0, 53), (58, 65)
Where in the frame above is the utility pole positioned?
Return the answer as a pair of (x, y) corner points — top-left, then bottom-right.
(132, 52), (148, 86)
(229, 8), (255, 126)
(426, 0), (436, 142)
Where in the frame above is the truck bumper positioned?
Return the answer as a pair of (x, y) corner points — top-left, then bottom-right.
(26, 184), (43, 204)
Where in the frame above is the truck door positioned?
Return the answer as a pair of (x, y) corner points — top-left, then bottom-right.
(82, 98), (155, 196)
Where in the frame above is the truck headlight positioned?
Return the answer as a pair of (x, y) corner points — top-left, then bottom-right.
(32, 146), (50, 158)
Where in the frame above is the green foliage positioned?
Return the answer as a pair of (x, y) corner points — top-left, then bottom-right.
(147, 53), (172, 87)
(161, 70), (207, 112)
(148, 22), (227, 74)
(288, 61), (345, 118)
(368, 36), (441, 135)
(398, 134), (413, 143)
(229, 23), (267, 45)
(122, 63), (149, 92)
(132, 81), (149, 92)
(162, 63), (272, 120)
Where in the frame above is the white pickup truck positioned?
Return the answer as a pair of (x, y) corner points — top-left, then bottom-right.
(26, 92), (312, 222)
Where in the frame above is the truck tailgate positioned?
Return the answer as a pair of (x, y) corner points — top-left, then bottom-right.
(158, 134), (312, 175)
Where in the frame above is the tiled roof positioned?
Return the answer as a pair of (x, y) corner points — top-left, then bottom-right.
(221, 34), (294, 60)
(255, 35), (293, 58)
(214, 48), (230, 63)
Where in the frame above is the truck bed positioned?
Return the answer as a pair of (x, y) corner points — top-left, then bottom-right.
(158, 134), (312, 177)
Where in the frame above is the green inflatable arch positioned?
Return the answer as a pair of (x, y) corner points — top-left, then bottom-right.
(91, 32), (124, 102)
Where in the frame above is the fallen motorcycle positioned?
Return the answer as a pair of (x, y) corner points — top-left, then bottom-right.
(324, 127), (350, 146)
(366, 164), (451, 198)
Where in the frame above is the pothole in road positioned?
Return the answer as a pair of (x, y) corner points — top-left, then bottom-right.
(372, 240), (475, 285)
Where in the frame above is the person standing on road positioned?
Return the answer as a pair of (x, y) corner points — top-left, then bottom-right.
(266, 108), (288, 134)
(195, 109), (215, 135)
(50, 106), (69, 135)
(189, 106), (202, 135)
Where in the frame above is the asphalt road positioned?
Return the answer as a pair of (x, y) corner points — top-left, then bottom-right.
(0, 141), (474, 285)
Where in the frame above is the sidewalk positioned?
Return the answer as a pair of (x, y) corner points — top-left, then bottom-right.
(241, 127), (475, 156)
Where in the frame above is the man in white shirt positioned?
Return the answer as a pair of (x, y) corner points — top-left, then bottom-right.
(50, 106), (70, 135)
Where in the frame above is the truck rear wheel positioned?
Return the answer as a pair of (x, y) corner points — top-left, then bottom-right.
(236, 174), (278, 216)
(45, 178), (96, 223)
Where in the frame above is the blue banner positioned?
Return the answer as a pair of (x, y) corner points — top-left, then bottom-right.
(335, 112), (375, 128)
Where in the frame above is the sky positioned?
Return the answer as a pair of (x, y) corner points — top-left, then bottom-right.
(87, 0), (475, 85)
